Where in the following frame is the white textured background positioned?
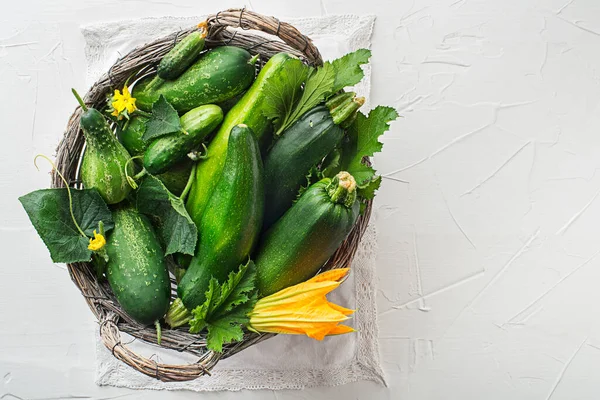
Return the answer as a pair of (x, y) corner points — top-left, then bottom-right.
(3, 0), (600, 399)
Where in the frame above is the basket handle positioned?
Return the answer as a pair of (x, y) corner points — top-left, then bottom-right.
(206, 8), (323, 66)
(99, 315), (220, 381)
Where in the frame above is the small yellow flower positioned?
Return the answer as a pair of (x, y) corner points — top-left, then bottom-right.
(88, 230), (106, 251)
(110, 86), (137, 119)
(248, 268), (355, 340)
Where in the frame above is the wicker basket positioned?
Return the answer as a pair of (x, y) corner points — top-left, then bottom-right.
(52, 8), (373, 382)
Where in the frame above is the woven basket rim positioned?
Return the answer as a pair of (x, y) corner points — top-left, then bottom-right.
(52, 8), (373, 382)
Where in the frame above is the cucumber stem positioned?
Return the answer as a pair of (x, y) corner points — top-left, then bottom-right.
(164, 298), (192, 328)
(248, 54), (260, 66)
(145, 75), (165, 92)
(124, 156), (144, 189)
(71, 89), (88, 112)
(34, 154), (87, 238)
(155, 320), (162, 345)
(326, 171), (358, 208)
(179, 163), (197, 202)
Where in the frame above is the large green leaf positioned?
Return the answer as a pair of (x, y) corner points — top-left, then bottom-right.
(19, 188), (114, 263)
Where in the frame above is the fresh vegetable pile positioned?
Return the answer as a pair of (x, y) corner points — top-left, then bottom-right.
(20, 23), (398, 353)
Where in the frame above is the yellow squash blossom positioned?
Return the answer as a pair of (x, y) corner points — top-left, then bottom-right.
(110, 86), (137, 119)
(248, 268), (355, 340)
(88, 230), (106, 251)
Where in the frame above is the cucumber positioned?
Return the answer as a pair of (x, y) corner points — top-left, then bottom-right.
(105, 206), (171, 325)
(255, 171), (360, 296)
(133, 46), (257, 113)
(186, 53), (299, 227)
(178, 124), (264, 310)
(117, 115), (148, 157)
(156, 160), (193, 196)
(73, 90), (133, 205)
(157, 30), (206, 80)
(143, 104), (223, 175)
(263, 93), (364, 228)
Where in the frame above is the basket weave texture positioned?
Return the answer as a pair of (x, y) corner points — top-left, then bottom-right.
(52, 8), (373, 382)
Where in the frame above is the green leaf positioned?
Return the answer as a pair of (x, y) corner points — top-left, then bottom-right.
(357, 175), (382, 200)
(330, 49), (371, 93)
(295, 165), (322, 202)
(136, 175), (197, 256)
(19, 188), (113, 263)
(262, 58), (309, 133)
(143, 95), (182, 141)
(340, 106), (399, 190)
(188, 260), (258, 352)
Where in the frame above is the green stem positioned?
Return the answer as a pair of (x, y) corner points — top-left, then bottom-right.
(248, 54), (260, 66)
(71, 89), (88, 112)
(326, 171), (358, 208)
(164, 298), (192, 328)
(135, 109), (152, 118)
(155, 320), (162, 345)
(124, 156), (144, 189)
(34, 155), (86, 238)
(326, 93), (365, 127)
(145, 75), (165, 92)
(179, 163), (197, 202)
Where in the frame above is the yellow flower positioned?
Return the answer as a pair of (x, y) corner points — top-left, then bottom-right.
(248, 268), (355, 340)
(110, 86), (137, 119)
(88, 230), (106, 251)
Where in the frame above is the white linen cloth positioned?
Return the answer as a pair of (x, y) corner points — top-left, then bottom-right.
(83, 14), (384, 391)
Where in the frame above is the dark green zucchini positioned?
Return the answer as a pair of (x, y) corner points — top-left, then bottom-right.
(262, 93), (364, 228)
(178, 124), (264, 310)
(105, 206), (171, 325)
(255, 171), (360, 296)
(143, 104), (223, 175)
(133, 46), (257, 113)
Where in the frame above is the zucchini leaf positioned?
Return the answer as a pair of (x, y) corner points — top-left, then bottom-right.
(19, 188), (114, 263)
(339, 106), (399, 200)
(330, 49), (371, 93)
(143, 95), (183, 141)
(262, 58), (309, 134)
(136, 175), (197, 256)
(263, 49), (372, 135)
(189, 260), (258, 352)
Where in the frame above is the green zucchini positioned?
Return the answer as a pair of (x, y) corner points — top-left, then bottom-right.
(157, 30), (206, 80)
(178, 124), (264, 310)
(143, 104), (223, 175)
(133, 46), (257, 113)
(73, 90), (133, 205)
(117, 115), (148, 157)
(255, 171), (360, 296)
(105, 206), (171, 325)
(186, 53), (299, 227)
(263, 93), (364, 228)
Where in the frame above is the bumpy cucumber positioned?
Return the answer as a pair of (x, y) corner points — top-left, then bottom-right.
(74, 90), (133, 204)
(186, 53), (298, 227)
(255, 172), (360, 296)
(117, 115), (149, 157)
(262, 93), (364, 228)
(133, 46), (257, 113)
(143, 104), (223, 175)
(157, 30), (206, 80)
(178, 124), (264, 310)
(105, 206), (171, 325)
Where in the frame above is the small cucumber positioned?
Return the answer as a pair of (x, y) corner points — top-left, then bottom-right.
(117, 115), (149, 157)
(263, 93), (364, 228)
(133, 46), (257, 113)
(73, 90), (133, 205)
(255, 171), (360, 296)
(178, 124), (264, 310)
(105, 206), (171, 325)
(186, 53), (299, 227)
(143, 104), (223, 175)
(157, 30), (206, 80)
